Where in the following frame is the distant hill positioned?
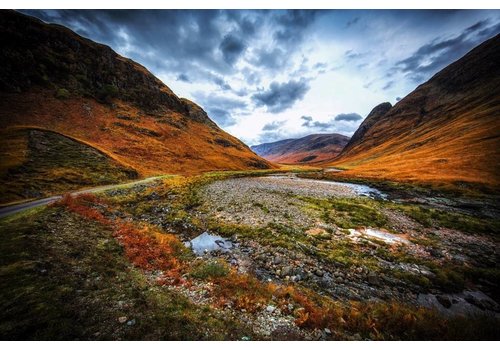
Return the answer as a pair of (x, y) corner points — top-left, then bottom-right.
(252, 133), (350, 164)
(331, 34), (500, 191)
(0, 10), (273, 203)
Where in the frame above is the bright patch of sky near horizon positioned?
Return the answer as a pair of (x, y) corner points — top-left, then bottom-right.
(22, 9), (500, 146)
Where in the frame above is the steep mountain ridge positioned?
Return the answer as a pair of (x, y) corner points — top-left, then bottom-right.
(331, 34), (500, 190)
(0, 10), (273, 198)
(252, 133), (350, 164)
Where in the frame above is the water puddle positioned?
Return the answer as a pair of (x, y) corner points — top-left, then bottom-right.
(185, 231), (235, 255)
(348, 228), (410, 245)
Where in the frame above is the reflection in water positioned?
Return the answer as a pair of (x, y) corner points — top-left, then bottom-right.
(186, 231), (234, 255)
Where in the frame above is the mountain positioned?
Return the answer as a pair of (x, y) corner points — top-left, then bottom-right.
(252, 133), (350, 164)
(0, 10), (273, 203)
(331, 34), (500, 191)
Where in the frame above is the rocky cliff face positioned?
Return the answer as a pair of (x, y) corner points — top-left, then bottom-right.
(331, 34), (500, 190)
(0, 10), (273, 177)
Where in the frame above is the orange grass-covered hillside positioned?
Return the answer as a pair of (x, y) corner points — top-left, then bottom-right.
(252, 134), (350, 165)
(331, 34), (500, 190)
(0, 10), (273, 178)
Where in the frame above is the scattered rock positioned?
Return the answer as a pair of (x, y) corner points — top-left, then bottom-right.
(118, 316), (127, 323)
(281, 266), (293, 277)
(314, 269), (324, 277)
(436, 295), (452, 308)
(266, 305), (276, 313)
(367, 273), (381, 286)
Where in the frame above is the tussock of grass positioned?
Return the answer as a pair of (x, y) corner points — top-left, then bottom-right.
(298, 196), (389, 230)
(190, 260), (230, 280)
(393, 204), (500, 235)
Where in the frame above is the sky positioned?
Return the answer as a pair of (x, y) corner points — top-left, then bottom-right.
(22, 9), (500, 146)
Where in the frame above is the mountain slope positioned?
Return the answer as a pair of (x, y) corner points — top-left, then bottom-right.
(0, 127), (139, 203)
(252, 133), (350, 164)
(331, 34), (500, 191)
(0, 10), (273, 197)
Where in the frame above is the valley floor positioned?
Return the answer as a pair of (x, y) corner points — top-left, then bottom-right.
(1, 170), (499, 340)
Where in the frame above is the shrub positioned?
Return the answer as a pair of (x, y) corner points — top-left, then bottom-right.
(55, 88), (70, 99)
(97, 84), (119, 102)
(190, 260), (230, 279)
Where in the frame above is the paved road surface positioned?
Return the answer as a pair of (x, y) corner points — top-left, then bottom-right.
(0, 176), (163, 219)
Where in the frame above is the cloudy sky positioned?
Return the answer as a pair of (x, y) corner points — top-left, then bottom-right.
(22, 9), (500, 146)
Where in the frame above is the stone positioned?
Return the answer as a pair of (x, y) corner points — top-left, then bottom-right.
(266, 305), (276, 313)
(127, 319), (136, 326)
(118, 316), (127, 323)
(436, 295), (452, 308)
(293, 274), (302, 282)
(281, 266), (293, 277)
(367, 273), (381, 286)
(314, 269), (324, 277)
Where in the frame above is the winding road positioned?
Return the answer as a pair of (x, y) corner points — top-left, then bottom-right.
(0, 176), (165, 219)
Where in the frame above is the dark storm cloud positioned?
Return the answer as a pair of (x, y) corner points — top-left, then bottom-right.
(249, 48), (286, 70)
(262, 120), (286, 131)
(252, 79), (310, 113)
(301, 115), (332, 131)
(396, 19), (500, 83)
(219, 34), (246, 65)
(212, 76), (232, 91)
(246, 11), (323, 75)
(334, 113), (362, 122)
(176, 73), (190, 83)
(272, 10), (321, 47)
(301, 114), (362, 134)
(191, 91), (247, 127)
